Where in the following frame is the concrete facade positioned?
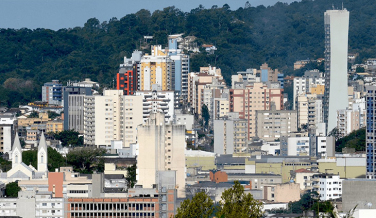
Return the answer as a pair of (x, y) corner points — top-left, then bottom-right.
(137, 112), (186, 198)
(323, 9), (350, 133)
(214, 112), (248, 154)
(256, 106), (297, 141)
(342, 179), (376, 212)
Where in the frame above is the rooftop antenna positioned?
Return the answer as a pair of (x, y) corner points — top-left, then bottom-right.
(342, 2), (344, 10)
(332, 4), (335, 10)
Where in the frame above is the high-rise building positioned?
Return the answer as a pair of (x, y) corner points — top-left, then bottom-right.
(137, 112), (186, 198)
(214, 112), (248, 154)
(63, 86), (92, 133)
(0, 113), (17, 156)
(366, 85), (376, 179)
(83, 90), (143, 148)
(135, 90), (177, 123)
(167, 36), (190, 101)
(117, 51), (142, 95)
(229, 82), (284, 140)
(42, 80), (63, 106)
(323, 9), (349, 133)
(140, 45), (174, 91)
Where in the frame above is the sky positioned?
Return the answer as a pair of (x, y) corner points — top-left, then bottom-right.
(0, 0), (297, 30)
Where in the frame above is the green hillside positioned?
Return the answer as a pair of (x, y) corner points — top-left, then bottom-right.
(0, 0), (375, 106)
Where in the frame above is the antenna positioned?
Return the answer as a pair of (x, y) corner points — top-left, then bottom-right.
(342, 2), (344, 10)
(332, 4), (334, 10)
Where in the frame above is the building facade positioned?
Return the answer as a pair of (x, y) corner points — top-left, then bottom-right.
(214, 112), (248, 154)
(137, 113), (186, 198)
(323, 9), (350, 133)
(42, 80), (63, 106)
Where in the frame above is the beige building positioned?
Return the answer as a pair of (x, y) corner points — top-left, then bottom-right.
(188, 66), (224, 115)
(84, 90), (143, 148)
(264, 183), (300, 203)
(137, 112), (186, 198)
(256, 105), (298, 141)
(230, 82), (284, 140)
(337, 109), (361, 137)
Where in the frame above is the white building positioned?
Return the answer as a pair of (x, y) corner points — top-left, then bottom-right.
(0, 113), (17, 156)
(87, 90), (143, 148)
(317, 174), (343, 201)
(323, 9), (350, 133)
(135, 90), (176, 123)
(0, 190), (65, 218)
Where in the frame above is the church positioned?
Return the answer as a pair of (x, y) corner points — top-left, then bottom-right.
(0, 132), (49, 184)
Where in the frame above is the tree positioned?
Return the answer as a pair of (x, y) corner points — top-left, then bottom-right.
(201, 104), (210, 130)
(28, 111), (39, 118)
(216, 181), (263, 218)
(176, 192), (215, 218)
(328, 127), (341, 141)
(5, 182), (21, 197)
(47, 111), (60, 120)
(52, 130), (83, 147)
(126, 164), (137, 188)
(66, 147), (106, 174)
(22, 147), (67, 171)
(0, 156), (11, 172)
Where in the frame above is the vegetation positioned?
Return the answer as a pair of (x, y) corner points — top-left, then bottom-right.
(0, 0), (376, 106)
(335, 127), (366, 152)
(0, 156), (11, 172)
(5, 182), (21, 197)
(28, 111), (39, 118)
(201, 104), (210, 130)
(47, 110), (60, 120)
(126, 164), (137, 188)
(176, 192), (215, 218)
(22, 147), (67, 171)
(177, 181), (262, 218)
(49, 130), (83, 147)
(65, 147), (106, 174)
(217, 181), (263, 218)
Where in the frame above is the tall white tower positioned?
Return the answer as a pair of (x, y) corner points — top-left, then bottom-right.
(37, 132), (48, 172)
(323, 9), (349, 133)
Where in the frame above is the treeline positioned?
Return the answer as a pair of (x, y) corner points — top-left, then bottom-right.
(1, 0), (376, 106)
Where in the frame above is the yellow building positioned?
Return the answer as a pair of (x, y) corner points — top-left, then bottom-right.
(18, 112), (49, 127)
(140, 45), (173, 91)
(310, 84), (325, 95)
(46, 120), (64, 133)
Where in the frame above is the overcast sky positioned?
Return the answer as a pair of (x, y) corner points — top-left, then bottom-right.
(0, 0), (297, 30)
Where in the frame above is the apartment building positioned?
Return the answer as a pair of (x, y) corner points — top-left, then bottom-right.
(167, 37), (190, 100)
(135, 90), (176, 123)
(140, 45), (173, 91)
(214, 112), (248, 154)
(229, 82), (284, 140)
(137, 112), (186, 198)
(42, 80), (63, 106)
(313, 174), (343, 201)
(337, 109), (361, 137)
(63, 86), (92, 133)
(282, 136), (335, 157)
(366, 85), (376, 179)
(259, 63), (284, 88)
(0, 190), (65, 218)
(255, 105), (297, 141)
(85, 90), (143, 148)
(188, 66), (224, 114)
(0, 113), (17, 154)
(231, 68), (260, 88)
(117, 51), (142, 95)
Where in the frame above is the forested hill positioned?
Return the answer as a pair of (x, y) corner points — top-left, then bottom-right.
(0, 0), (375, 107)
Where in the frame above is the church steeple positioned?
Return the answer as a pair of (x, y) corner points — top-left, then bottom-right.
(37, 132), (48, 172)
(11, 134), (22, 168)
